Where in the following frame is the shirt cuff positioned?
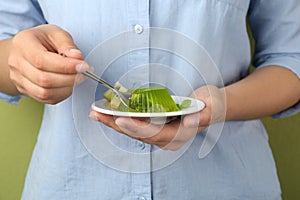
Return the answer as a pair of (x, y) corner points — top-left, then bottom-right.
(255, 54), (300, 79)
(0, 92), (21, 104)
(255, 55), (300, 118)
(272, 102), (300, 118)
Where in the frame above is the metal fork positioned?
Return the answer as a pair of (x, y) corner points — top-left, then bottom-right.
(82, 71), (132, 109)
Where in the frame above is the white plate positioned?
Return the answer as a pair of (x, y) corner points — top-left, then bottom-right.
(91, 96), (205, 118)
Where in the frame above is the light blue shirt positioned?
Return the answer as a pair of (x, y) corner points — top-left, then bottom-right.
(1, 0), (300, 199)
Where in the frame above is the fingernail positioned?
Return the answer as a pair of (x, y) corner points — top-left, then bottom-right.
(69, 49), (82, 56)
(76, 63), (90, 72)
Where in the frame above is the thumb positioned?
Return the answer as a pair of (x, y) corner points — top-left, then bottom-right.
(45, 25), (83, 60)
(60, 48), (83, 60)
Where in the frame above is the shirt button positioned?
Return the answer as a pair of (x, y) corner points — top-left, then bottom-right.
(137, 141), (145, 150)
(137, 197), (146, 200)
(134, 24), (144, 34)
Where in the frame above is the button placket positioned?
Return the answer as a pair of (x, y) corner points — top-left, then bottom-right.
(127, 1), (152, 199)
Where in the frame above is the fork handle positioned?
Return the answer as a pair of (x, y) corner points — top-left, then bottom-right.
(82, 71), (115, 90)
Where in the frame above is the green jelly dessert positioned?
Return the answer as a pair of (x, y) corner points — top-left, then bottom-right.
(129, 86), (179, 113)
(103, 83), (191, 113)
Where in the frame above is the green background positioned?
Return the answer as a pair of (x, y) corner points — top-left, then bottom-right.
(1, 97), (300, 200)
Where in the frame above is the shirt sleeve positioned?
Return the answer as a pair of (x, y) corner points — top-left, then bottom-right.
(248, 0), (300, 118)
(0, 0), (46, 104)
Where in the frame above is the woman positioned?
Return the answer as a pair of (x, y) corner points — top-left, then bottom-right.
(0, 0), (299, 199)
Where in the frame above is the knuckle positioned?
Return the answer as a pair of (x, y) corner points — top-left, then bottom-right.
(33, 53), (46, 70)
(12, 30), (29, 46)
(8, 54), (17, 67)
(37, 88), (52, 101)
(15, 84), (25, 94)
(8, 69), (16, 81)
(9, 68), (23, 88)
(36, 74), (51, 88)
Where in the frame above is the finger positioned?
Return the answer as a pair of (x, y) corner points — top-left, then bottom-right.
(183, 112), (201, 127)
(45, 26), (83, 60)
(115, 117), (165, 139)
(60, 48), (83, 60)
(11, 65), (73, 104)
(114, 117), (189, 148)
(139, 121), (197, 151)
(42, 26), (84, 67)
(10, 68), (73, 104)
(115, 116), (199, 151)
(13, 27), (83, 74)
(44, 26), (80, 55)
(10, 59), (78, 89)
(89, 110), (124, 133)
(28, 51), (83, 74)
(89, 111), (163, 141)
(74, 65), (94, 85)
